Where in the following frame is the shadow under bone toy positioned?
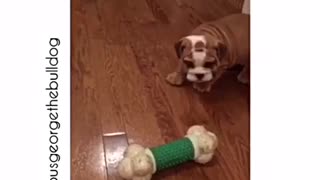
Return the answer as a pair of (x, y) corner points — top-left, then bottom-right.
(117, 125), (218, 180)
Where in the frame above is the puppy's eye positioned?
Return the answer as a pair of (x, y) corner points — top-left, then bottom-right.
(184, 61), (194, 68)
(195, 48), (204, 52)
(204, 62), (216, 68)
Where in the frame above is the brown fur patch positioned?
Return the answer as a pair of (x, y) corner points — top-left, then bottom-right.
(194, 41), (205, 49)
(175, 38), (193, 59)
(194, 41), (205, 52)
(185, 53), (193, 59)
(202, 36), (225, 60)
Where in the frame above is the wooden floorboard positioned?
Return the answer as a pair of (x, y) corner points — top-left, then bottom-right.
(72, 0), (248, 179)
(71, 10), (106, 180)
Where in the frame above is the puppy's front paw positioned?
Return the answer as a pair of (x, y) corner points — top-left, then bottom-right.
(166, 72), (184, 86)
(193, 82), (212, 93)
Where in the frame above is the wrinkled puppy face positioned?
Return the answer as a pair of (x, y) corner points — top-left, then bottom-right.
(174, 35), (226, 83)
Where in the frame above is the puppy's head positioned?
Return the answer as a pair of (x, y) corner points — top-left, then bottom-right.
(174, 35), (227, 83)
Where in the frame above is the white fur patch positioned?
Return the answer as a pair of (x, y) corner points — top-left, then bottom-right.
(186, 35), (207, 65)
(192, 51), (206, 64)
(185, 35), (213, 82)
(189, 67), (209, 74)
(187, 67), (212, 82)
(187, 73), (212, 82)
(186, 35), (206, 46)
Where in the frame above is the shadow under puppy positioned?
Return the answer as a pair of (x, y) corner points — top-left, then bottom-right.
(166, 13), (250, 92)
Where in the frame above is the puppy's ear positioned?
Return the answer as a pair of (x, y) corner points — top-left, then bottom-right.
(174, 40), (185, 59)
(215, 41), (227, 60)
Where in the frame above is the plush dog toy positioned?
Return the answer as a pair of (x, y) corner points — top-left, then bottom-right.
(166, 13), (250, 92)
(117, 125), (218, 180)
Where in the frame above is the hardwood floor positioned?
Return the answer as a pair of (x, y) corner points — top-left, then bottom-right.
(72, 0), (249, 180)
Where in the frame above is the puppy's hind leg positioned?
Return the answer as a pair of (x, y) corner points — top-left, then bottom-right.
(237, 64), (250, 84)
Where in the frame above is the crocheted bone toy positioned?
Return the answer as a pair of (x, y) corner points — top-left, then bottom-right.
(117, 125), (218, 180)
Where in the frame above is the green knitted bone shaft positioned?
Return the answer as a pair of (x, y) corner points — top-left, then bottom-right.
(150, 137), (194, 171)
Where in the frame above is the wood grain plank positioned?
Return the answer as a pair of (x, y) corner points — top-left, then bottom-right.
(72, 7), (106, 180)
(100, 44), (165, 147)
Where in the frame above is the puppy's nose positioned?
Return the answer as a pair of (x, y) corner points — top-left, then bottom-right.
(195, 74), (204, 79)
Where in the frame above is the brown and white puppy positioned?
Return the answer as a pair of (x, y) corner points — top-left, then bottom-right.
(166, 13), (250, 92)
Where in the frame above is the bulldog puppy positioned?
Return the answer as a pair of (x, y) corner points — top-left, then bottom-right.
(166, 13), (250, 92)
